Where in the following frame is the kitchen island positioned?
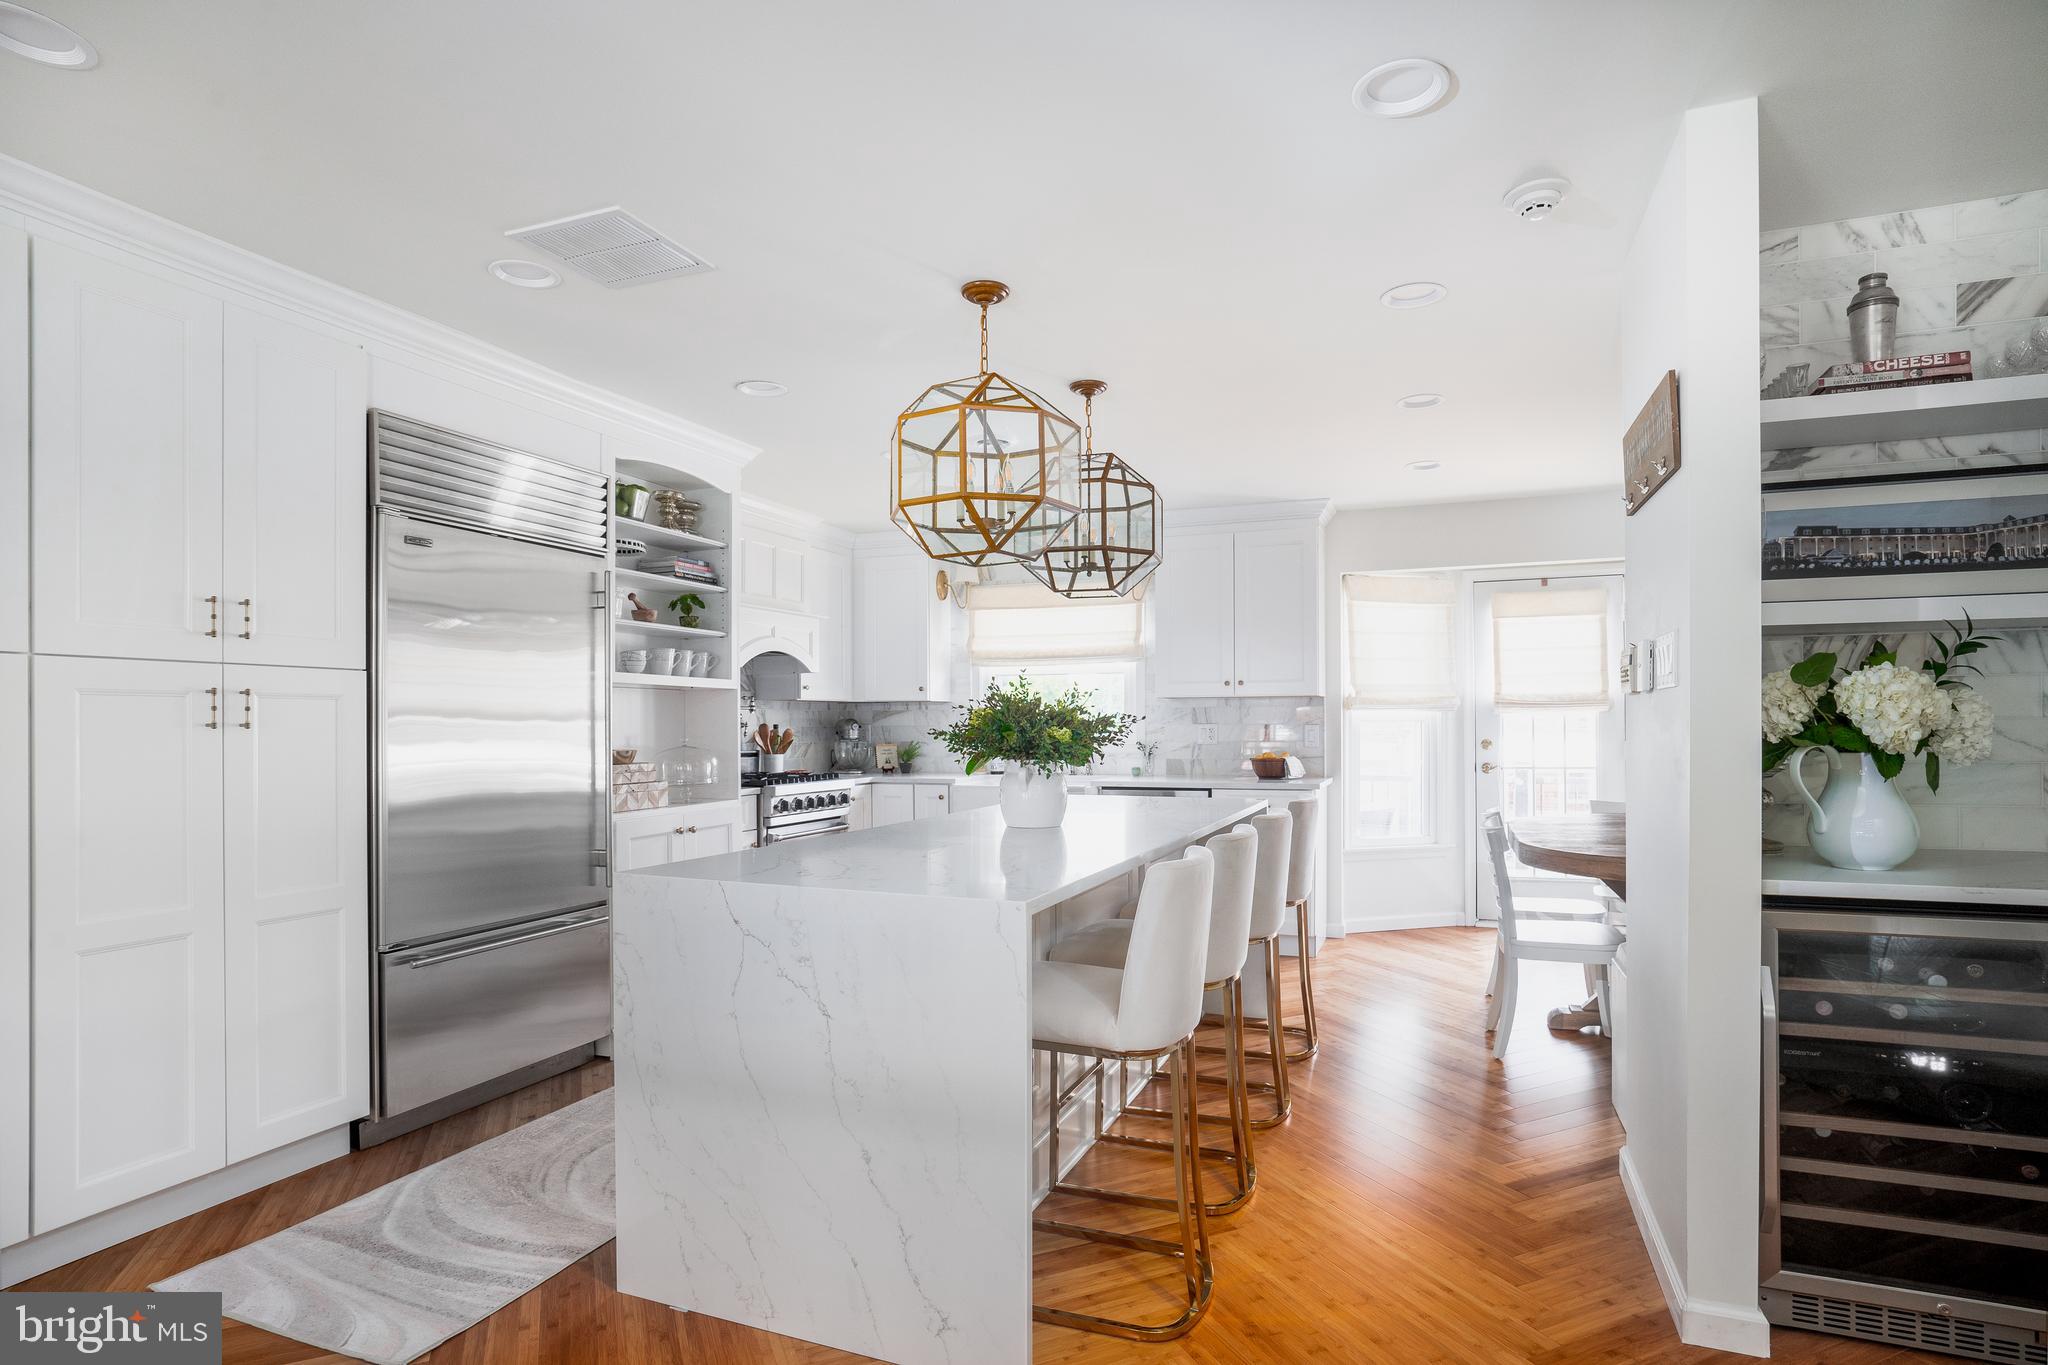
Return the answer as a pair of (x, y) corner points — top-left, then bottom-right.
(611, 794), (1265, 1365)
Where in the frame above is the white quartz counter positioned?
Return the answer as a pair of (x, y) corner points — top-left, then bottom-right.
(634, 794), (1266, 912)
(849, 770), (1331, 793)
(1763, 847), (2048, 906)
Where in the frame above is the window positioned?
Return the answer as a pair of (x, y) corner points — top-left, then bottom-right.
(1345, 708), (1442, 846)
(973, 661), (1136, 717)
(1342, 574), (1456, 849)
(1494, 708), (1599, 819)
(964, 581), (1143, 663)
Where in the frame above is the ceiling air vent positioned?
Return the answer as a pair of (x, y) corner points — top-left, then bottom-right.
(503, 207), (713, 289)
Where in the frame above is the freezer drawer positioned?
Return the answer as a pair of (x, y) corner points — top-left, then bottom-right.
(378, 911), (610, 1116)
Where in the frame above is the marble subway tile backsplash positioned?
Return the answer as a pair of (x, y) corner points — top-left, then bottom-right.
(1760, 186), (2048, 396)
(1762, 629), (2048, 854)
(746, 694), (1325, 778)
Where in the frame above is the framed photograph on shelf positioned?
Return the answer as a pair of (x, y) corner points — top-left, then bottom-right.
(1762, 471), (2048, 602)
(872, 742), (900, 774)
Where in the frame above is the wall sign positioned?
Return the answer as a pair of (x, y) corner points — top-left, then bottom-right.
(1623, 370), (1681, 515)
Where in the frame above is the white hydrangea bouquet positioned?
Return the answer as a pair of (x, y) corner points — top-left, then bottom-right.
(1761, 616), (1997, 790)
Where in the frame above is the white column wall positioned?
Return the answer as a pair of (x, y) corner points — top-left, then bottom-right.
(1614, 97), (1767, 1356)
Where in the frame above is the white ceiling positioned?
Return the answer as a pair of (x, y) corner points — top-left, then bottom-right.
(3, 1), (2045, 528)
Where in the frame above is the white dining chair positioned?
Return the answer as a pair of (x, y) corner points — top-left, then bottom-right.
(1480, 810), (1622, 1061)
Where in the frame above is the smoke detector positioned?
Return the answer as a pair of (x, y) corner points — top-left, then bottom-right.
(1502, 177), (1571, 221)
(504, 207), (713, 288)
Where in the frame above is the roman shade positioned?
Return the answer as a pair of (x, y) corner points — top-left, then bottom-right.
(964, 581), (1145, 662)
(1342, 573), (1457, 709)
(1491, 586), (1610, 708)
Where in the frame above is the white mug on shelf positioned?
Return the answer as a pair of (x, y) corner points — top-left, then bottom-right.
(691, 652), (715, 677)
(674, 649), (697, 676)
(648, 647), (678, 675)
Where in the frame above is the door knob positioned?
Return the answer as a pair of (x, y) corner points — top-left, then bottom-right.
(1480, 761), (1497, 773)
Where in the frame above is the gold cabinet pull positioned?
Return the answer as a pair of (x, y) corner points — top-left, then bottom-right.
(674, 825), (698, 834)
(239, 688), (254, 730)
(205, 595), (220, 639)
(205, 687), (220, 729)
(238, 598), (253, 639)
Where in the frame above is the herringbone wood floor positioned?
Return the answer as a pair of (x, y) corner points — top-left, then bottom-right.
(24, 927), (1950, 1363)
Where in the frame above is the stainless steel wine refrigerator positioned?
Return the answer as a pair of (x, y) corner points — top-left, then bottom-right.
(1761, 901), (2048, 1363)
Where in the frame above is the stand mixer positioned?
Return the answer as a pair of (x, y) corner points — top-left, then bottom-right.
(831, 717), (871, 773)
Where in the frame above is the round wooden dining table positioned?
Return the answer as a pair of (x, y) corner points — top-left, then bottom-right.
(1506, 812), (1625, 899)
(1505, 812), (1625, 1033)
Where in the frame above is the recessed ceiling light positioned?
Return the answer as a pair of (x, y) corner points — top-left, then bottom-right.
(733, 379), (788, 397)
(487, 259), (560, 289)
(1379, 281), (1447, 309)
(0, 2), (96, 68)
(1406, 460), (1443, 472)
(1351, 58), (1454, 118)
(1397, 393), (1444, 409)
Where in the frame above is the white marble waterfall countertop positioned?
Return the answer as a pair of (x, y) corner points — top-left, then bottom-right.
(631, 793), (1266, 912)
(849, 770), (1331, 793)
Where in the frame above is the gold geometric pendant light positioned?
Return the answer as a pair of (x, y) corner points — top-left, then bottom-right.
(1025, 380), (1163, 599)
(890, 280), (1083, 567)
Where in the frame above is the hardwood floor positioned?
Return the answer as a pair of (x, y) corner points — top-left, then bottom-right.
(22, 926), (1951, 1364)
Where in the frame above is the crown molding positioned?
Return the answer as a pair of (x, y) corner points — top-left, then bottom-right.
(0, 154), (758, 480)
(737, 493), (857, 551)
(1171, 498), (1335, 529)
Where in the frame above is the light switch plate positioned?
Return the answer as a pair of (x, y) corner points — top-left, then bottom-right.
(1653, 631), (1679, 689)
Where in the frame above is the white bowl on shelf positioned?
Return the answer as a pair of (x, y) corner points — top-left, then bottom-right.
(617, 649), (649, 674)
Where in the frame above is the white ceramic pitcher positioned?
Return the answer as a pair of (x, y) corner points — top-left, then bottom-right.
(1785, 747), (1920, 871)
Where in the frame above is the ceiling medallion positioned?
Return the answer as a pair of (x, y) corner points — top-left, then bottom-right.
(1024, 380), (1162, 600)
(889, 280), (1083, 567)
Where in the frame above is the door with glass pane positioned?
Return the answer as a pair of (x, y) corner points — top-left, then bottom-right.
(1472, 574), (1624, 918)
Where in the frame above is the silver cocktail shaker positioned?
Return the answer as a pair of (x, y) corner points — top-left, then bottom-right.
(1847, 272), (1899, 362)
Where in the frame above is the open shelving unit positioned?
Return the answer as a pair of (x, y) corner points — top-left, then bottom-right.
(1760, 373), (2048, 450)
(1762, 592), (2048, 635)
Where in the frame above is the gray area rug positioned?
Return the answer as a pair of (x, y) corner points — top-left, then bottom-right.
(156, 1089), (614, 1365)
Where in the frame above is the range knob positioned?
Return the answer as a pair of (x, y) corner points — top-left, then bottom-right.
(801, 795), (819, 810)
(773, 798), (789, 813)
(836, 791), (851, 806)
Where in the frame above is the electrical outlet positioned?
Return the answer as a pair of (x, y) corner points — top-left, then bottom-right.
(1196, 724), (1219, 743)
(1304, 721), (1324, 750)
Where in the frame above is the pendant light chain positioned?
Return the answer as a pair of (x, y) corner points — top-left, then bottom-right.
(979, 302), (989, 374)
(1083, 392), (1094, 453)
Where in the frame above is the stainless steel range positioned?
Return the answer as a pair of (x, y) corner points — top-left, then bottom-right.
(746, 771), (857, 843)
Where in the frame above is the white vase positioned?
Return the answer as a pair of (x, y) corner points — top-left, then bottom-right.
(1785, 747), (1921, 871)
(999, 766), (1069, 828)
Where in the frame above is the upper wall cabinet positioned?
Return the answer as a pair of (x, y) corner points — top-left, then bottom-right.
(31, 243), (369, 668)
(1154, 520), (1322, 698)
(0, 224), (25, 655)
(738, 523), (808, 613)
(32, 241), (225, 663)
(222, 307), (368, 669)
(854, 552), (954, 702)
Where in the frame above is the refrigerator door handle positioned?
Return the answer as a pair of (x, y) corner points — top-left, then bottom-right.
(397, 913), (609, 969)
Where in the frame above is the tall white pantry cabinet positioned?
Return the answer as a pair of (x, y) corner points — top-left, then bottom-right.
(8, 230), (371, 1240)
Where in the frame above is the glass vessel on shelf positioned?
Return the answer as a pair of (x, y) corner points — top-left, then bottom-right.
(657, 742), (721, 803)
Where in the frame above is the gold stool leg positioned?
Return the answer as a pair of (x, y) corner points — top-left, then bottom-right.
(1093, 975), (1259, 1215)
(1284, 896), (1321, 1062)
(1034, 1039), (1215, 1341)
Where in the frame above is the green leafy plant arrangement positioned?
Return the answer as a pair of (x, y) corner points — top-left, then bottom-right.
(1760, 614), (1998, 792)
(896, 739), (923, 772)
(930, 676), (1138, 777)
(668, 592), (707, 628)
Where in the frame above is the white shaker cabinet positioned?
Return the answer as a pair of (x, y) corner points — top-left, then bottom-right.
(913, 783), (951, 819)
(223, 665), (368, 1163)
(854, 552), (953, 702)
(32, 241), (225, 663)
(614, 802), (745, 869)
(1232, 526), (1320, 695)
(1153, 529), (1237, 697)
(0, 223), (25, 655)
(222, 308), (368, 670)
(1154, 521), (1322, 698)
(31, 655), (227, 1230)
(0, 655), (27, 1247)
(870, 783), (916, 827)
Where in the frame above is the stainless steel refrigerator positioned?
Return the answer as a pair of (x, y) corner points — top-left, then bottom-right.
(363, 412), (611, 1143)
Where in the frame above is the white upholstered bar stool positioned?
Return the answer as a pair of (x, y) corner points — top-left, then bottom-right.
(1480, 810), (1622, 1061)
(1196, 810), (1294, 1129)
(1050, 825), (1262, 1215)
(1033, 846), (1217, 1341)
(1268, 797), (1324, 1063)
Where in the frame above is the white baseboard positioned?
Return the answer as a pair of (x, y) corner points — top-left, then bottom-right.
(1618, 1146), (1771, 1358)
(1, 1126), (352, 1288)
(1343, 911), (1468, 933)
